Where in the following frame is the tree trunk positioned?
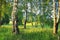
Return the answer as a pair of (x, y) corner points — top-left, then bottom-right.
(53, 0), (60, 34)
(0, 7), (1, 27)
(24, 2), (27, 29)
(0, 0), (2, 27)
(24, 19), (26, 29)
(56, 22), (59, 33)
(54, 0), (60, 34)
(12, 0), (19, 34)
(53, 0), (57, 34)
(24, 10), (27, 29)
(55, 0), (60, 34)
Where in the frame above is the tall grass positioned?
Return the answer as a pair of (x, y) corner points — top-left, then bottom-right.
(0, 26), (59, 40)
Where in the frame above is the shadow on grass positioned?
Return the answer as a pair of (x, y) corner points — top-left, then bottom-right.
(0, 27), (58, 40)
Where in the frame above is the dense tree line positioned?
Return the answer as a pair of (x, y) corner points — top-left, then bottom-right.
(0, 0), (60, 34)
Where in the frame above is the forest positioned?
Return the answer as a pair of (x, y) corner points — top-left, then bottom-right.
(0, 0), (60, 40)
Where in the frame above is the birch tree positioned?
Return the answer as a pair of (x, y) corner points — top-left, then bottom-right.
(11, 0), (19, 34)
(53, 0), (59, 34)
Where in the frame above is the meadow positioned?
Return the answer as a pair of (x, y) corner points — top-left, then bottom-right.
(0, 24), (60, 40)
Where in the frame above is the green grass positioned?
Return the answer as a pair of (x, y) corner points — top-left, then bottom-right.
(1, 24), (60, 40)
(0, 25), (60, 40)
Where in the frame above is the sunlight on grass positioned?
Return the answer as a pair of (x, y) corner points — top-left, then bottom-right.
(0, 25), (59, 40)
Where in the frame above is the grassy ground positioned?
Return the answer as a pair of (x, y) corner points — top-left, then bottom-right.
(0, 24), (60, 40)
